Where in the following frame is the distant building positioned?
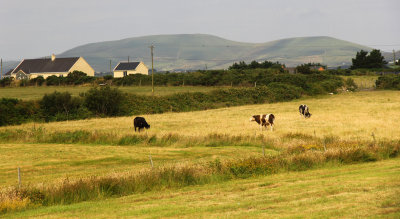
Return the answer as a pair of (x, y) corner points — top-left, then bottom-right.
(113, 61), (149, 78)
(285, 67), (297, 74)
(310, 66), (325, 71)
(6, 54), (94, 79)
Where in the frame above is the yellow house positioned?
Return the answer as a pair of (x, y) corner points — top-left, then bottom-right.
(113, 61), (149, 78)
(9, 54), (94, 79)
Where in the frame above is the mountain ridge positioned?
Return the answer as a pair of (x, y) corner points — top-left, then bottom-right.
(3, 34), (396, 73)
(58, 34), (372, 71)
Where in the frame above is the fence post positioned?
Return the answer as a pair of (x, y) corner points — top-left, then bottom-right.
(149, 155), (154, 168)
(18, 167), (21, 188)
(262, 145), (265, 157)
(371, 132), (376, 146)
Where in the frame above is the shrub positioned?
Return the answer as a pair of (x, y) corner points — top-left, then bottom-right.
(66, 71), (95, 85)
(345, 78), (358, 91)
(30, 76), (45, 86)
(376, 74), (400, 90)
(40, 91), (85, 121)
(84, 86), (127, 116)
(0, 98), (38, 126)
(0, 77), (13, 87)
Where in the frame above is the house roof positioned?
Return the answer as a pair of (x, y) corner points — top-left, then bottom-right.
(114, 62), (140, 71)
(4, 69), (13, 76)
(12, 57), (80, 74)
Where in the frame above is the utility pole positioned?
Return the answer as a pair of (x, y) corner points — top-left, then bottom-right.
(149, 44), (155, 95)
(128, 56), (130, 63)
(393, 49), (396, 64)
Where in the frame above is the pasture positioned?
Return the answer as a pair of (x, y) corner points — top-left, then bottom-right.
(6, 158), (400, 218)
(3, 90), (399, 142)
(1, 89), (400, 217)
(341, 75), (378, 90)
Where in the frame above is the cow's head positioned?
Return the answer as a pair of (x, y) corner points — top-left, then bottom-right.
(250, 115), (261, 124)
(145, 124), (150, 129)
(305, 112), (312, 118)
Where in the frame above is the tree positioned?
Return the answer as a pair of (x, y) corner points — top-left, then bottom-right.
(351, 49), (387, 69)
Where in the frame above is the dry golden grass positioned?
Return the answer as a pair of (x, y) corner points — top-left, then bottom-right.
(3, 90), (399, 143)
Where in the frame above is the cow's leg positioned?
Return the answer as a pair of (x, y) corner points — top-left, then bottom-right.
(271, 124), (274, 131)
(134, 126), (137, 132)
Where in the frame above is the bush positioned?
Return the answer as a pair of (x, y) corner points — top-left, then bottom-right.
(0, 98), (38, 126)
(84, 86), (127, 116)
(40, 91), (86, 121)
(30, 76), (45, 86)
(375, 74), (400, 90)
(0, 77), (13, 87)
(345, 78), (358, 91)
(65, 71), (95, 85)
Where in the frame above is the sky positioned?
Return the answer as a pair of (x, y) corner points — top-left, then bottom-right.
(0, 0), (399, 60)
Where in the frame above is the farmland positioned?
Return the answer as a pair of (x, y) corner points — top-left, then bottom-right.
(6, 158), (400, 218)
(1, 89), (400, 217)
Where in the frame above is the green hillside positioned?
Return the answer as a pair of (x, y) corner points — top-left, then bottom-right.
(58, 34), (372, 72)
(3, 34), (373, 73)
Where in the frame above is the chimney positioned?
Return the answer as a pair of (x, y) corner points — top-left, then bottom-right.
(51, 54), (56, 61)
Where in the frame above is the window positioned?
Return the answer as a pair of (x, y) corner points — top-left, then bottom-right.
(123, 71), (127, 77)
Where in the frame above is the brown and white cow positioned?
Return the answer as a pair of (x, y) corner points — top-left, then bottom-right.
(250, 114), (275, 131)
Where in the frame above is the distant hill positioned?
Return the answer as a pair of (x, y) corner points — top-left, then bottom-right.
(3, 34), (378, 73)
(383, 50), (400, 63)
(58, 34), (372, 72)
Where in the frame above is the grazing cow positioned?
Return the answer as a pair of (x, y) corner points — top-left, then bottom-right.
(299, 104), (311, 118)
(250, 114), (275, 131)
(133, 117), (150, 132)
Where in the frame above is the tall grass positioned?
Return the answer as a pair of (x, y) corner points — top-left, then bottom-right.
(0, 128), (274, 148)
(1, 139), (399, 214)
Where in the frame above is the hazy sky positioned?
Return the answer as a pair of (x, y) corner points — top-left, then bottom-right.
(1, 0), (399, 60)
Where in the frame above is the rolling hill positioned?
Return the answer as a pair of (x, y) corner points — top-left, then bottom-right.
(58, 34), (372, 72)
(2, 34), (381, 73)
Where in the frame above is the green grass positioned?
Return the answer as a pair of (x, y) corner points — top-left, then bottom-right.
(341, 75), (378, 90)
(1, 90), (400, 216)
(0, 143), (273, 187)
(4, 158), (399, 218)
(0, 86), (221, 100)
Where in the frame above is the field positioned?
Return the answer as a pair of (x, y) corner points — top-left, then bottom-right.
(6, 159), (400, 218)
(341, 75), (378, 90)
(0, 86), (221, 100)
(1, 90), (400, 217)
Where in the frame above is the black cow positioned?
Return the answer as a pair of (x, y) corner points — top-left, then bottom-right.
(250, 114), (275, 131)
(133, 117), (150, 132)
(299, 104), (311, 118)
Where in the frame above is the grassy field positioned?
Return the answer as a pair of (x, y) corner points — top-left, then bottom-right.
(341, 75), (378, 90)
(0, 86), (221, 100)
(1, 90), (400, 217)
(3, 90), (399, 142)
(4, 158), (400, 218)
(0, 143), (274, 187)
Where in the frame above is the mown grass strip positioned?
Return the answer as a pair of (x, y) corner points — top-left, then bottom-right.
(1, 140), (399, 214)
